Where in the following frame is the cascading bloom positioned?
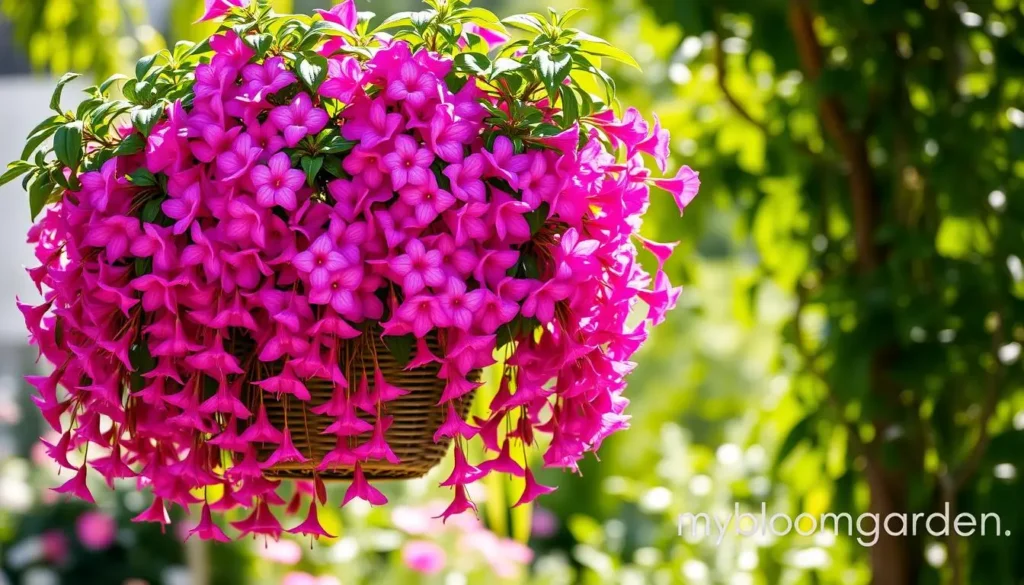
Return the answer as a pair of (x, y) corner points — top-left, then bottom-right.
(20, 0), (700, 541)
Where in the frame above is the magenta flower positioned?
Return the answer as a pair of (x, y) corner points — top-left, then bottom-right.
(443, 153), (486, 202)
(163, 181), (201, 235)
(482, 135), (530, 188)
(293, 234), (346, 288)
(490, 190), (532, 242)
(390, 239), (445, 295)
(320, 56), (362, 102)
(198, 0), (249, 22)
(252, 152), (305, 210)
(241, 56), (297, 101)
(386, 61), (436, 108)
(342, 463), (387, 506)
(315, 0), (357, 29)
(342, 99), (402, 148)
(400, 174), (455, 226)
(652, 165), (701, 214)
(383, 135), (434, 189)
(438, 278), (485, 331)
(83, 215), (141, 260)
(394, 295), (445, 337)
(269, 93), (329, 147)
(429, 104), (475, 163)
(216, 133), (263, 181)
(187, 503), (230, 542)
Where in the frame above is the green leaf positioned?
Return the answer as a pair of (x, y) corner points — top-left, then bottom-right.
(322, 156), (344, 178)
(320, 135), (356, 155)
(128, 168), (158, 187)
(489, 58), (523, 80)
(114, 134), (146, 157)
(297, 55), (328, 92)
(453, 52), (491, 76)
(459, 7), (508, 34)
(245, 33), (274, 56)
(571, 30), (641, 70)
(773, 413), (816, 474)
(99, 73), (128, 95)
(525, 203), (550, 236)
(535, 50), (573, 102)
(0, 161), (34, 188)
(131, 104), (164, 137)
(28, 174), (56, 220)
(50, 72), (81, 115)
(383, 334), (415, 369)
(135, 54), (159, 81)
(301, 156), (324, 187)
(502, 14), (545, 33)
(374, 11), (417, 31)
(141, 197), (164, 223)
(21, 117), (62, 161)
(53, 122), (84, 171)
(558, 85), (579, 128)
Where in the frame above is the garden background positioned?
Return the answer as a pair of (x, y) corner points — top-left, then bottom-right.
(0, 0), (1021, 584)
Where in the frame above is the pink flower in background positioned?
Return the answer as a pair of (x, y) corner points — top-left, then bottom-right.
(282, 573), (341, 585)
(76, 510), (117, 551)
(40, 530), (69, 565)
(402, 540), (447, 574)
(531, 506), (559, 538)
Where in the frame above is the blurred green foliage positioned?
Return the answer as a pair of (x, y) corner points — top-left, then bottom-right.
(1, 0), (1022, 584)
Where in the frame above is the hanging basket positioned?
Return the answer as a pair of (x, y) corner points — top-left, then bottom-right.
(15, 0), (701, 538)
(237, 330), (478, 481)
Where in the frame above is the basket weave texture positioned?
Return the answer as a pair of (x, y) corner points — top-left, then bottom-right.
(236, 330), (476, 481)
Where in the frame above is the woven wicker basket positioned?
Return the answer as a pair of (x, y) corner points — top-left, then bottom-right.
(235, 329), (476, 481)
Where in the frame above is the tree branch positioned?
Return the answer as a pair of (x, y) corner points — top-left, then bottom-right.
(787, 0), (881, 273)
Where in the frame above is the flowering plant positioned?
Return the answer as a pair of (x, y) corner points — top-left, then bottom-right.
(3, 0), (699, 541)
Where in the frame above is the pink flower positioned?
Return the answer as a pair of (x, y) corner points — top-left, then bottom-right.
(76, 510), (117, 551)
(343, 99), (402, 148)
(438, 278), (485, 331)
(253, 152), (306, 210)
(482, 135), (530, 188)
(293, 234), (346, 288)
(315, 0), (357, 29)
(383, 135), (434, 189)
(461, 23), (510, 49)
(390, 238), (445, 295)
(198, 0), (249, 22)
(83, 215), (141, 260)
(342, 463), (388, 506)
(187, 503), (230, 542)
(443, 153), (486, 202)
(386, 61), (436, 108)
(288, 501), (335, 540)
(429, 104), (475, 163)
(651, 165), (700, 214)
(241, 56), (297, 101)
(399, 174), (455, 226)
(269, 93), (329, 147)
(254, 537), (302, 565)
(217, 133), (263, 182)
(402, 540), (447, 574)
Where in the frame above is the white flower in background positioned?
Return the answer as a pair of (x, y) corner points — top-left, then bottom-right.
(5, 537), (43, 569)
(162, 566), (190, 585)
(21, 568), (58, 585)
